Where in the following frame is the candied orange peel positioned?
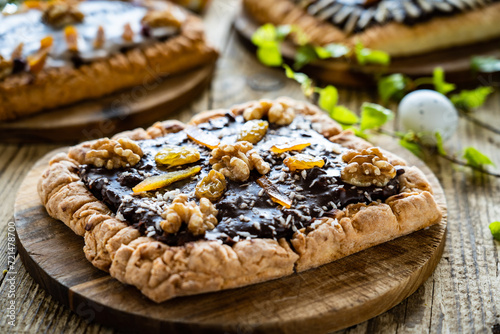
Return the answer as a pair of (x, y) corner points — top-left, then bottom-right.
(27, 49), (49, 74)
(237, 120), (269, 144)
(257, 176), (292, 208)
(94, 26), (105, 49)
(155, 146), (201, 167)
(132, 166), (201, 193)
(270, 141), (311, 154)
(122, 23), (134, 42)
(64, 25), (78, 52)
(11, 43), (24, 60)
(195, 170), (227, 202)
(185, 126), (220, 149)
(284, 154), (324, 172)
(40, 36), (54, 49)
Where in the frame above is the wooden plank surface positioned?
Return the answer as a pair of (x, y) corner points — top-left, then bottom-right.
(12, 142), (446, 334)
(1, 0), (499, 333)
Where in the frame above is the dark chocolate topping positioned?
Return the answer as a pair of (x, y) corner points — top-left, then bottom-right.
(292, 0), (499, 34)
(80, 114), (402, 246)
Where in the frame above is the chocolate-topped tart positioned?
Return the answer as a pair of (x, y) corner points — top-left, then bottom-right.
(38, 97), (442, 302)
(243, 0), (500, 57)
(0, 0), (218, 121)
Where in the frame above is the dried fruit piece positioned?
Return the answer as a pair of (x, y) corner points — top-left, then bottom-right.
(27, 49), (49, 74)
(270, 141), (311, 154)
(185, 126), (220, 149)
(195, 170), (227, 202)
(132, 166), (201, 193)
(257, 176), (292, 208)
(94, 26), (105, 49)
(122, 23), (134, 42)
(284, 154), (324, 172)
(155, 146), (201, 168)
(11, 43), (24, 60)
(40, 36), (53, 49)
(65, 26), (78, 52)
(237, 120), (269, 144)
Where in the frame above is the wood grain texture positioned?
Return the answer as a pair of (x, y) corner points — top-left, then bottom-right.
(0, 64), (215, 144)
(234, 9), (500, 88)
(12, 143), (446, 333)
(0, 0), (499, 333)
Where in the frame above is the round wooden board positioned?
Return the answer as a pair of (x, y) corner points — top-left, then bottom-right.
(14, 142), (447, 333)
(234, 10), (500, 88)
(0, 64), (215, 143)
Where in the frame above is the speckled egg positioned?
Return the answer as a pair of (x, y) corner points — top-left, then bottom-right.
(397, 89), (458, 145)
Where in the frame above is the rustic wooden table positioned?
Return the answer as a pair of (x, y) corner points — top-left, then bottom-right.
(1, 0), (499, 333)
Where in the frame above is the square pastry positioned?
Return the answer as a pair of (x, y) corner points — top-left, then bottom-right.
(38, 98), (442, 302)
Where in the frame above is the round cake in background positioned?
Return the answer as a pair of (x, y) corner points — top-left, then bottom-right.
(237, 0), (500, 86)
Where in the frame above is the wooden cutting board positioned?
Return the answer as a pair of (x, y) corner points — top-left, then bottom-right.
(14, 142), (447, 333)
(0, 64), (214, 143)
(234, 10), (500, 88)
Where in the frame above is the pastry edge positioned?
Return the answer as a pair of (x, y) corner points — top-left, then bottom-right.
(37, 98), (443, 302)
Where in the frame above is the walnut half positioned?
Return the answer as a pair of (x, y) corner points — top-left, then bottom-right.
(160, 194), (218, 236)
(240, 100), (295, 125)
(83, 138), (143, 169)
(42, 3), (85, 28)
(209, 141), (270, 182)
(340, 147), (396, 187)
(141, 9), (185, 28)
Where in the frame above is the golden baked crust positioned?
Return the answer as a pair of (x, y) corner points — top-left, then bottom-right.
(38, 98), (442, 303)
(242, 0), (500, 57)
(0, 4), (218, 121)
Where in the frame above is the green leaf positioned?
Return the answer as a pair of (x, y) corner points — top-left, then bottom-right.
(435, 132), (447, 155)
(318, 85), (338, 112)
(252, 23), (279, 47)
(377, 73), (409, 104)
(471, 56), (500, 73)
(399, 138), (423, 158)
(462, 147), (495, 168)
(354, 42), (390, 66)
(450, 86), (494, 110)
(256, 45), (283, 67)
(331, 105), (359, 125)
(359, 102), (394, 130)
(294, 44), (318, 69)
(315, 43), (350, 59)
(289, 25), (310, 45)
(283, 64), (314, 97)
(489, 221), (500, 241)
(432, 67), (456, 95)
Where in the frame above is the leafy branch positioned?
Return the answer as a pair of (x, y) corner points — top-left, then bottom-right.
(377, 69), (499, 134)
(251, 23), (391, 70)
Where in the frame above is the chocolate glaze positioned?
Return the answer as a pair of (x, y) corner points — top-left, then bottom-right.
(80, 114), (403, 246)
(294, 0), (500, 34)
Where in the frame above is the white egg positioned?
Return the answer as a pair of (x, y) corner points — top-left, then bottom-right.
(397, 89), (458, 145)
